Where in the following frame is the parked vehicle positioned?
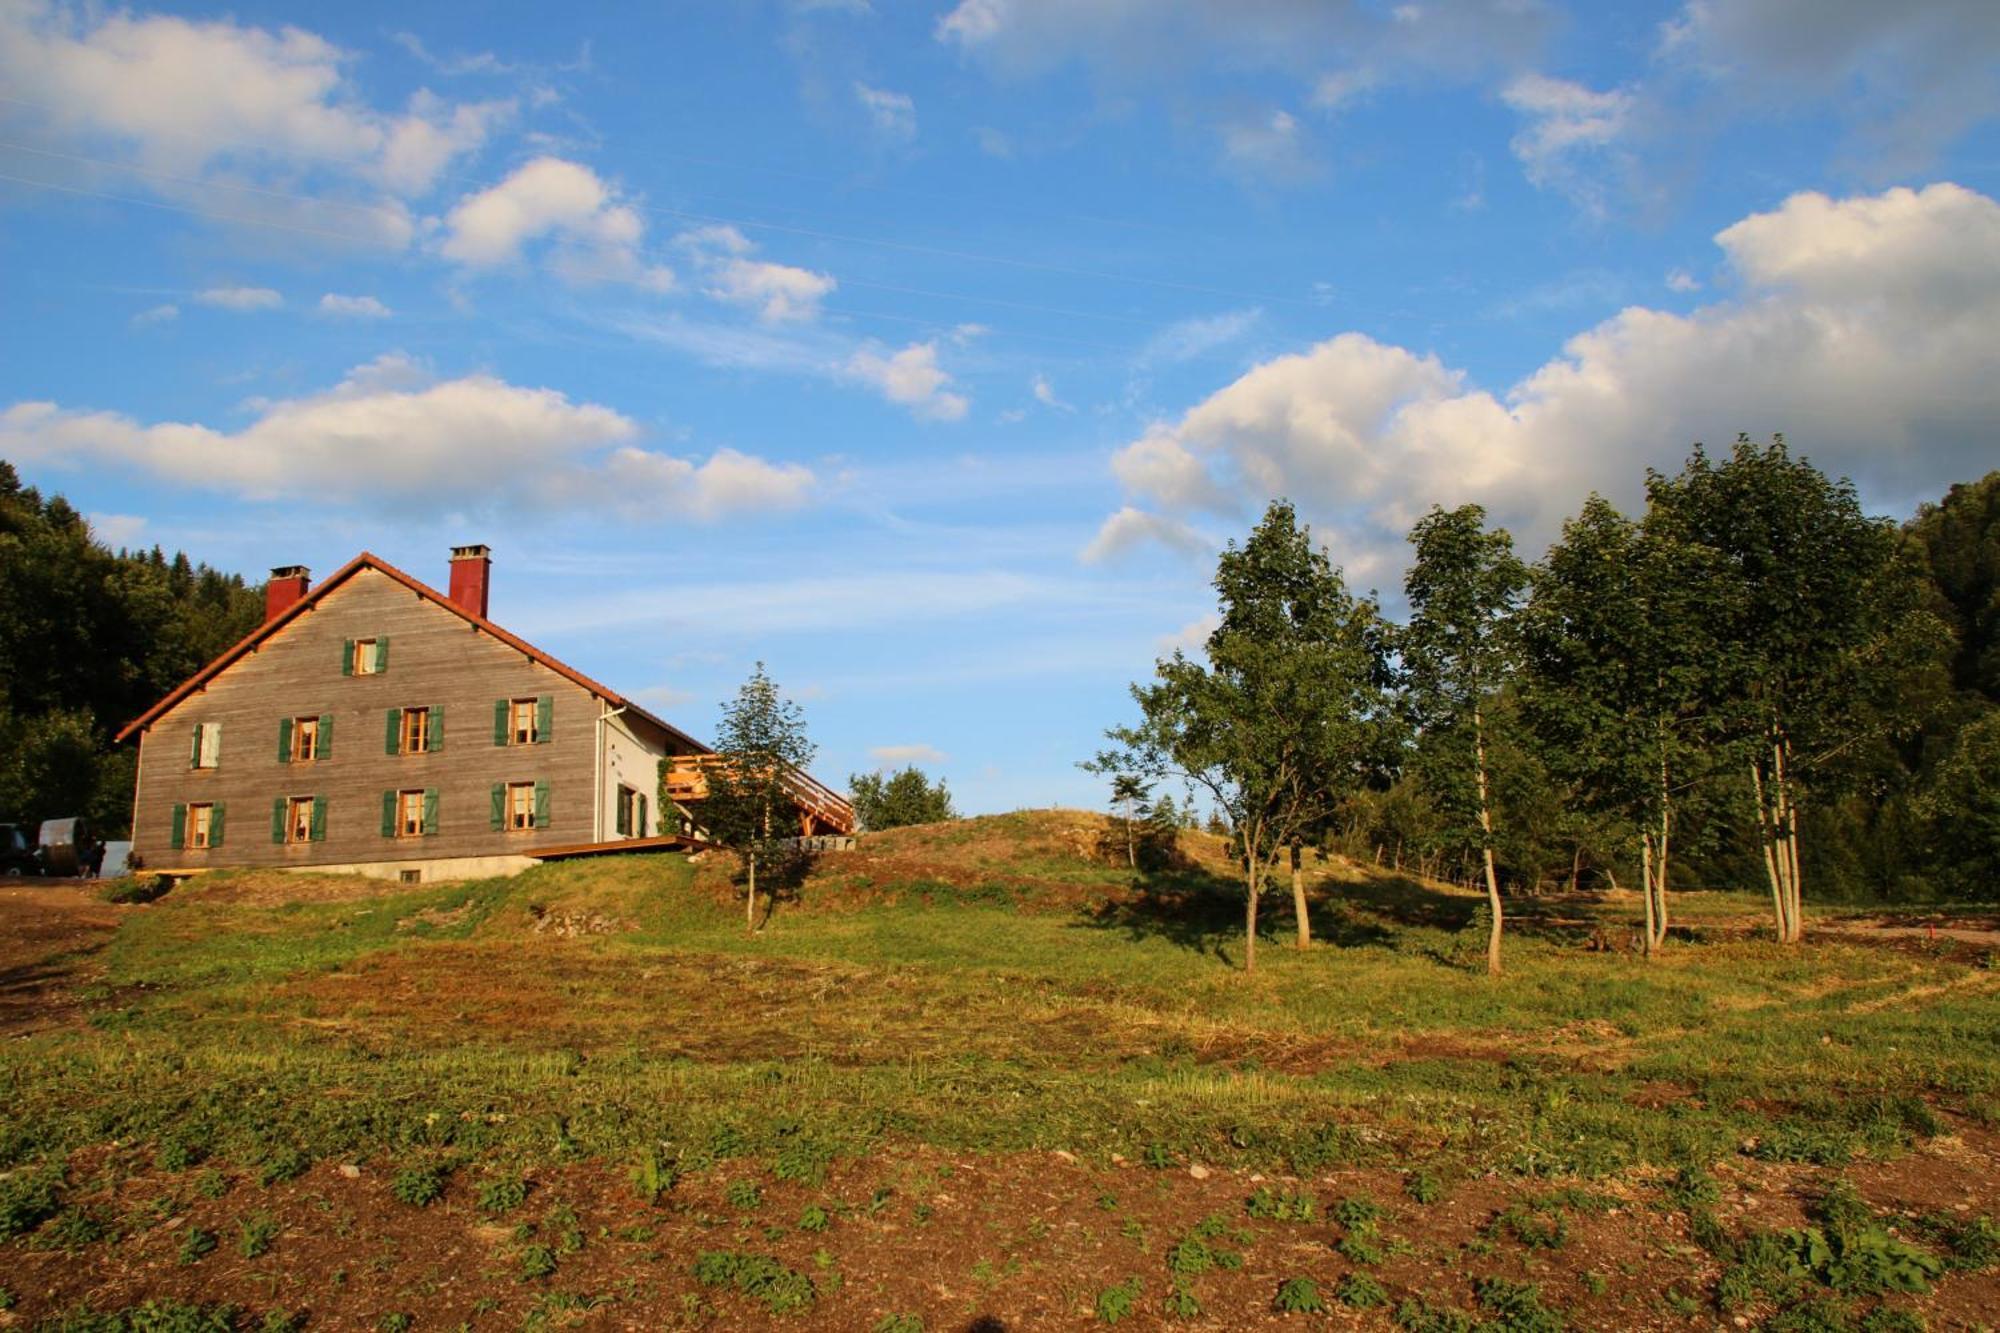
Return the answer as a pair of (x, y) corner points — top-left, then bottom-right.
(0, 823), (39, 875)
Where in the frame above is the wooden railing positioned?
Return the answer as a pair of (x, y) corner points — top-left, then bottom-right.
(664, 755), (857, 835)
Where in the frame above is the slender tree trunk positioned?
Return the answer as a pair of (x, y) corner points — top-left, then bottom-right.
(1775, 735), (1804, 943)
(1244, 854), (1260, 974)
(1641, 833), (1658, 959)
(1125, 800), (1136, 870)
(1752, 738), (1801, 944)
(1291, 842), (1310, 949)
(1472, 706), (1504, 978)
(1570, 845), (1583, 892)
(746, 850), (758, 933)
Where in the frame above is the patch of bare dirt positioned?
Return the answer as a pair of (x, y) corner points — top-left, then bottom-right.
(10, 1140), (1997, 1330)
(0, 880), (131, 1037)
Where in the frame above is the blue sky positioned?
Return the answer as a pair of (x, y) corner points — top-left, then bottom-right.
(3, 0), (1998, 812)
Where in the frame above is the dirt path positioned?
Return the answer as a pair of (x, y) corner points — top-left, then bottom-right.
(0, 879), (128, 1037)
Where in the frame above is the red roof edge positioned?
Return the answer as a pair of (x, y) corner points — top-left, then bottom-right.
(114, 551), (710, 754)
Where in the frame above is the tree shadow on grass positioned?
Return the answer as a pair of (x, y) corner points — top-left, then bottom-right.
(1074, 863), (1481, 962)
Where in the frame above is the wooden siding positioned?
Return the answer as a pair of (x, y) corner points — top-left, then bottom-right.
(131, 568), (604, 870)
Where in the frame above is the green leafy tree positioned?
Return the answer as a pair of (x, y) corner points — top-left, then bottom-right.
(1645, 438), (1901, 942)
(1920, 710), (2000, 895)
(1399, 504), (1529, 975)
(1522, 496), (1728, 954)
(1091, 501), (1398, 969)
(1108, 774), (1151, 869)
(847, 766), (958, 831)
(704, 663), (816, 933)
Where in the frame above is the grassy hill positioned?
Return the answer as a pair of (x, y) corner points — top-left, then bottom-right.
(1, 811), (1997, 1328)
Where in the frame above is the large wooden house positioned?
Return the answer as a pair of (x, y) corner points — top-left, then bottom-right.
(118, 547), (854, 883)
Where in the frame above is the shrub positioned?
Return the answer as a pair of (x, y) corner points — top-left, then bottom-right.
(237, 1212), (278, 1258)
(178, 1226), (217, 1265)
(1472, 1276), (1564, 1332)
(1246, 1187), (1318, 1222)
(1332, 1195), (1384, 1229)
(1095, 1277), (1142, 1324)
(1404, 1170), (1444, 1205)
(256, 1148), (309, 1187)
(1273, 1277), (1326, 1314)
(0, 1167), (61, 1239)
(156, 1136), (208, 1173)
(478, 1177), (528, 1215)
(630, 1146), (677, 1204)
(693, 1249), (817, 1315)
(390, 1166), (445, 1208)
(517, 1244), (557, 1280)
(1338, 1273), (1388, 1309)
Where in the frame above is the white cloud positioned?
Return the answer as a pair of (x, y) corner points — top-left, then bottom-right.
(439, 157), (674, 291)
(1501, 73), (1633, 214)
(1311, 68), (1378, 110)
(1658, 0), (2000, 174)
(0, 353), (812, 519)
(1156, 613), (1220, 656)
(846, 341), (970, 421)
(318, 293), (392, 318)
(869, 744), (947, 767)
(1096, 182), (2000, 578)
(854, 82), (917, 140)
(1138, 308), (1261, 366)
(0, 3), (509, 228)
(130, 303), (178, 327)
(195, 285), (282, 311)
(1665, 268), (1701, 293)
(1031, 374), (1072, 411)
(86, 512), (147, 547)
(1082, 507), (1213, 564)
(1218, 108), (1315, 183)
(676, 225), (836, 322)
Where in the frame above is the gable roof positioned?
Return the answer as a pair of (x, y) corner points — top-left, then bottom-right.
(114, 551), (708, 752)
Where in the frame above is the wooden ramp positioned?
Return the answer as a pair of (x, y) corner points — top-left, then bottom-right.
(527, 834), (713, 862)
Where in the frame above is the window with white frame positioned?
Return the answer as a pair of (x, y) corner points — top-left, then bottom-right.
(507, 781), (537, 830)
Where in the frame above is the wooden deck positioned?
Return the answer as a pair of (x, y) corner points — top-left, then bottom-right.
(527, 833), (713, 861)
(663, 756), (858, 836)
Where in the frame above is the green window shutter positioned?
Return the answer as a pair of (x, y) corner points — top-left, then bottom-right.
(210, 802), (226, 848)
(422, 788), (439, 836)
(431, 705), (444, 753)
(318, 714), (333, 759)
(375, 637), (390, 673)
(615, 790), (629, 836)
(310, 796), (327, 842)
(493, 699), (509, 746)
(277, 717), (293, 764)
(380, 791), (396, 838)
(170, 803), (186, 850)
(639, 794), (649, 837)
(271, 797), (286, 844)
(535, 695), (553, 744)
(490, 783), (505, 832)
(534, 780), (550, 829)
(342, 640), (354, 676)
(385, 708), (401, 755)
(189, 726), (201, 769)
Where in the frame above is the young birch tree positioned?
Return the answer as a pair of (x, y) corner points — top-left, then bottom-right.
(1090, 501), (1396, 970)
(1645, 438), (1898, 944)
(1522, 498), (1723, 956)
(1400, 505), (1528, 976)
(704, 663), (815, 934)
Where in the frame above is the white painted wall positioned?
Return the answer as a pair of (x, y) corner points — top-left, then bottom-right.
(598, 709), (667, 839)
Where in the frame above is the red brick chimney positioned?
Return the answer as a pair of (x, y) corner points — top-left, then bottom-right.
(448, 545), (491, 619)
(265, 565), (310, 622)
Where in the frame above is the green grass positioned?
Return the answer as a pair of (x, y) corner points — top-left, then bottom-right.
(3, 841), (1997, 1255)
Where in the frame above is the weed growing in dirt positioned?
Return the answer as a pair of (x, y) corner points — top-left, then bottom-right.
(797, 1204), (831, 1232)
(156, 1135), (208, 1173)
(1913, 1210), (2000, 1271)
(1393, 1296), (1478, 1333)
(1404, 1170), (1444, 1205)
(256, 1148), (308, 1187)
(1338, 1273), (1389, 1308)
(1164, 1214), (1249, 1316)
(0, 1166), (60, 1238)
(1273, 1277), (1327, 1314)
(1487, 1200), (1569, 1250)
(1095, 1276), (1142, 1323)
(872, 1316), (923, 1333)
(1473, 1276), (1565, 1331)
(195, 1169), (228, 1200)
(40, 1297), (241, 1331)
(237, 1211), (278, 1258)
(33, 1206), (108, 1251)
(1245, 1187), (1318, 1222)
(377, 1313), (412, 1333)
(630, 1145), (678, 1204)
(478, 1176), (528, 1214)
(725, 1180), (763, 1211)
(692, 1249), (816, 1315)
(177, 1226), (217, 1265)
(389, 1165), (445, 1207)
(1332, 1194), (1384, 1229)
(517, 1243), (557, 1280)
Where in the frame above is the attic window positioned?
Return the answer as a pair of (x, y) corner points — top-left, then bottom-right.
(190, 722), (221, 770)
(345, 637), (388, 676)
